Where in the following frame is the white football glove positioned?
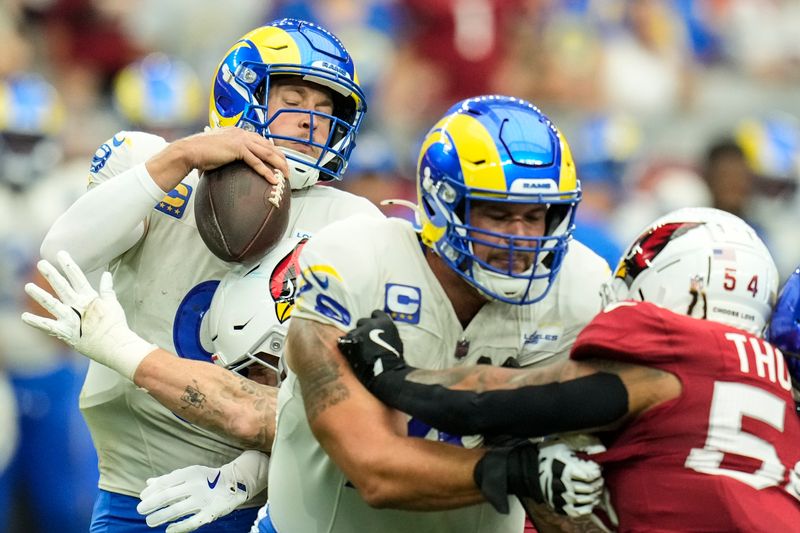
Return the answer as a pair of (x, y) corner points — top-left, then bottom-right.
(21, 251), (156, 380)
(538, 435), (619, 532)
(788, 460), (800, 501)
(537, 436), (605, 518)
(137, 450), (270, 533)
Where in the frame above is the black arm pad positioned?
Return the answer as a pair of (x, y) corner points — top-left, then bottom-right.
(372, 369), (628, 438)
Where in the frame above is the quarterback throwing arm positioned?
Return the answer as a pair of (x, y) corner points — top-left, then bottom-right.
(40, 128), (285, 272)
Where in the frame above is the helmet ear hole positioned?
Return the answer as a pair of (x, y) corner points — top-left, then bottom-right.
(216, 95), (233, 112)
(254, 80), (268, 106)
(331, 91), (356, 126)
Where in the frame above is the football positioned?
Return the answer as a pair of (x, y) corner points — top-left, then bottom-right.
(195, 161), (291, 264)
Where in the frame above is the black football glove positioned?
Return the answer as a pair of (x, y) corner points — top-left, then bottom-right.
(473, 441), (542, 514)
(337, 310), (405, 390)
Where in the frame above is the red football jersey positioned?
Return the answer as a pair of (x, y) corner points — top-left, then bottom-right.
(572, 301), (800, 532)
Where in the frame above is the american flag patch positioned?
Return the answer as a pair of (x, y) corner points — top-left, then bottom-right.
(713, 248), (736, 261)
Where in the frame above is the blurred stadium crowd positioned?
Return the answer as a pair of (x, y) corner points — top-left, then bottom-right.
(2, 0), (800, 530)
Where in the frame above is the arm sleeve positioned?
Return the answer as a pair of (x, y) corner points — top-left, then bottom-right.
(372, 368), (628, 438)
(41, 162), (166, 271)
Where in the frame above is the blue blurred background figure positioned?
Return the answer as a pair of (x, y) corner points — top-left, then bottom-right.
(569, 112), (639, 268)
(734, 115), (800, 280)
(0, 74), (98, 533)
(112, 53), (205, 140)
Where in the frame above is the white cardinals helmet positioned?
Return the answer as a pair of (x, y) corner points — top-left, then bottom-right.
(602, 207), (778, 335)
(204, 237), (308, 384)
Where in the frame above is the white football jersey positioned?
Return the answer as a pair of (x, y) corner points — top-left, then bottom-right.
(77, 131), (383, 499)
(268, 215), (608, 533)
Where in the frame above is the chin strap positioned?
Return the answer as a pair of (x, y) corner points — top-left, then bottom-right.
(687, 276), (708, 319)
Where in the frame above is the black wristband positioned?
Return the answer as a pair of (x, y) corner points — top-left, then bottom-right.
(505, 443), (543, 503)
(473, 442), (542, 514)
(366, 372), (628, 438)
(474, 448), (512, 514)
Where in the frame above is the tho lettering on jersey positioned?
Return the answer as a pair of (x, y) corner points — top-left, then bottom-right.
(724, 332), (792, 391)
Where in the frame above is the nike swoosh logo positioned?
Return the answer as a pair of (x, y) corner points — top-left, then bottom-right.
(207, 471), (221, 489)
(368, 329), (400, 357)
(111, 134), (126, 147)
(233, 318), (252, 331)
(311, 271), (329, 289)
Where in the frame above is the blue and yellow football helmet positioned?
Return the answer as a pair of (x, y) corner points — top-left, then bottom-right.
(736, 116), (800, 182)
(767, 267), (800, 413)
(113, 53), (204, 133)
(0, 74), (64, 190)
(417, 95), (580, 305)
(209, 18), (366, 189)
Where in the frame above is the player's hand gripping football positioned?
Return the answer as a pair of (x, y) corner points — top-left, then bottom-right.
(337, 310), (405, 389)
(137, 450), (269, 533)
(20, 250), (156, 380)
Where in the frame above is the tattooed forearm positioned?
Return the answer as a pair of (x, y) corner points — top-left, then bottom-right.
(180, 380), (207, 409)
(302, 356), (350, 423)
(134, 349), (278, 452)
(286, 317), (352, 423)
(174, 370), (277, 450)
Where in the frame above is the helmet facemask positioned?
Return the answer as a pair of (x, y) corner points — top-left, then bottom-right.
(209, 20), (366, 188)
(221, 61), (364, 189)
(422, 168), (580, 305)
(417, 95), (580, 305)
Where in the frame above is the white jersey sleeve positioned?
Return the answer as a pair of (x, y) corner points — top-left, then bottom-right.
(270, 216), (527, 532)
(40, 131), (168, 271)
(292, 213), (385, 332)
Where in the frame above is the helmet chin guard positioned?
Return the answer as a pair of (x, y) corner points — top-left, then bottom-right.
(279, 145), (334, 190)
